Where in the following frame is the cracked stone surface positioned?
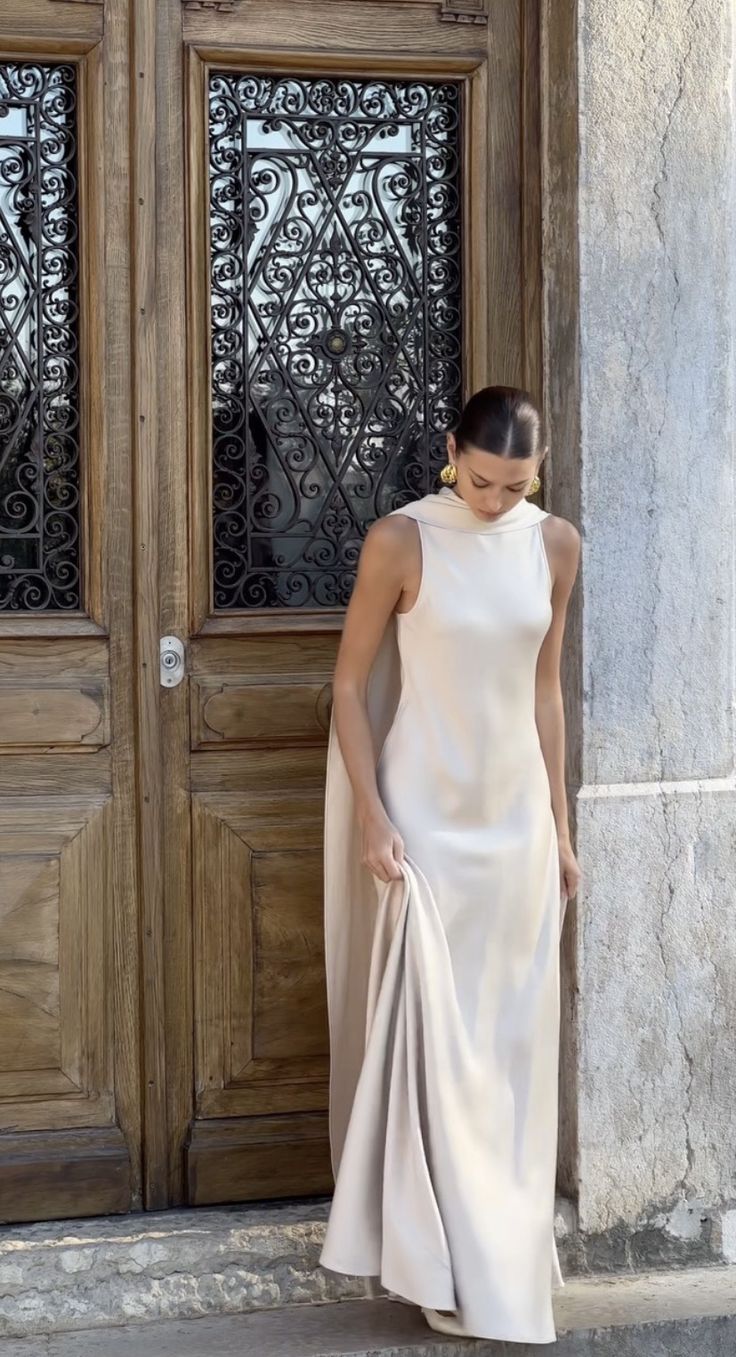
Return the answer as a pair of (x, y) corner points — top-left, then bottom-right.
(578, 0), (734, 785)
(575, 791), (736, 1234)
(0, 1201), (576, 1340)
(1, 1271), (736, 1356)
(0, 1204), (363, 1339)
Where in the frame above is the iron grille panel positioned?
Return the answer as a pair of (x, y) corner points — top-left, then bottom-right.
(0, 62), (81, 611)
(208, 73), (463, 610)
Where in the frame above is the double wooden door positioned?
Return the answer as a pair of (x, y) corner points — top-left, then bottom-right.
(0, 0), (545, 1220)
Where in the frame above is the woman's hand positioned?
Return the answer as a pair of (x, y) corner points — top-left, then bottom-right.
(558, 837), (581, 901)
(359, 804), (405, 883)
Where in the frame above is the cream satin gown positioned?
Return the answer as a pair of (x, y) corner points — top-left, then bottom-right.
(319, 486), (567, 1345)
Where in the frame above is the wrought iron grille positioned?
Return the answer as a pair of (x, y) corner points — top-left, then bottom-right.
(0, 63), (81, 611)
(208, 73), (463, 610)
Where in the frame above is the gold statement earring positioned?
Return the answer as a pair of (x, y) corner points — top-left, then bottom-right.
(526, 474), (541, 497)
(440, 462), (458, 486)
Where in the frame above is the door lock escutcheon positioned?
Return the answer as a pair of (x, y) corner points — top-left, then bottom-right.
(160, 636), (186, 688)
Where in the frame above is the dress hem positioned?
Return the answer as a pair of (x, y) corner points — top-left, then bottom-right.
(320, 1256), (558, 1348)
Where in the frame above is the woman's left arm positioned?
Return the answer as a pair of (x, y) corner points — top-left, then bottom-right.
(535, 516), (582, 899)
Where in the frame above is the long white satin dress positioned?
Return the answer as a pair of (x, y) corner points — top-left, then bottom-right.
(319, 485), (567, 1345)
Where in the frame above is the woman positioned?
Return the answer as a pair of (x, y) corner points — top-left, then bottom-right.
(319, 386), (582, 1345)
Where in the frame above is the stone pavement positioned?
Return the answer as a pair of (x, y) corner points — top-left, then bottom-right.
(0, 1200), (577, 1342)
(2, 1268), (736, 1357)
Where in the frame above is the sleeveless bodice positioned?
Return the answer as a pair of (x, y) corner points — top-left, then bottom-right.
(377, 487), (553, 823)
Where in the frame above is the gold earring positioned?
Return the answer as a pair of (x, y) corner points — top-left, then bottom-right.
(440, 462), (458, 486)
(527, 474), (541, 496)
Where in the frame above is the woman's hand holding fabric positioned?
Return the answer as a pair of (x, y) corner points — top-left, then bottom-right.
(359, 804), (405, 883)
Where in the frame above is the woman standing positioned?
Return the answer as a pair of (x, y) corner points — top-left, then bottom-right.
(319, 386), (582, 1345)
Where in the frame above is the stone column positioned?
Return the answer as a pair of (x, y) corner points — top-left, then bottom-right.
(545, 0), (736, 1263)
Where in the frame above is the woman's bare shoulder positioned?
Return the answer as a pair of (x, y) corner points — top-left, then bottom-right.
(352, 513), (420, 599)
(362, 512), (420, 559)
(540, 513), (580, 588)
(541, 513), (580, 553)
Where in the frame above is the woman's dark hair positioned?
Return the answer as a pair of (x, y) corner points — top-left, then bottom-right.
(454, 385), (544, 460)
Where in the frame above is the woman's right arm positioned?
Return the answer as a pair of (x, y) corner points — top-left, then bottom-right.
(331, 515), (416, 884)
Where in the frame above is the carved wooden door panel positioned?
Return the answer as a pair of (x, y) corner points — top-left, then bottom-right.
(155, 0), (544, 1205)
(0, 2), (142, 1220)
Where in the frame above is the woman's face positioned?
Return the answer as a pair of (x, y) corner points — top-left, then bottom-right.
(446, 434), (543, 521)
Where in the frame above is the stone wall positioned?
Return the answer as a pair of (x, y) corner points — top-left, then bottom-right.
(551, 0), (735, 1255)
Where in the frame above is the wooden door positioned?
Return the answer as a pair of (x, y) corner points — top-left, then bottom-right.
(0, 0), (544, 1222)
(154, 0), (544, 1207)
(0, 2), (142, 1220)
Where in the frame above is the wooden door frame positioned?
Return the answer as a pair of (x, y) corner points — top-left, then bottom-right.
(129, 0), (170, 1210)
(137, 0), (578, 1207)
(539, 0), (582, 1200)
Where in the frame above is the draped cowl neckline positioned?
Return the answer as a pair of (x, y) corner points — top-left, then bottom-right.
(409, 487), (548, 534)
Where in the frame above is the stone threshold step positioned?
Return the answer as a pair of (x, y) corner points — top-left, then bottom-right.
(0, 1198), (578, 1340)
(2, 1270), (736, 1357)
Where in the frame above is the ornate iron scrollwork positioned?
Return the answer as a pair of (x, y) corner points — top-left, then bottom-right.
(0, 63), (81, 611)
(208, 73), (463, 610)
